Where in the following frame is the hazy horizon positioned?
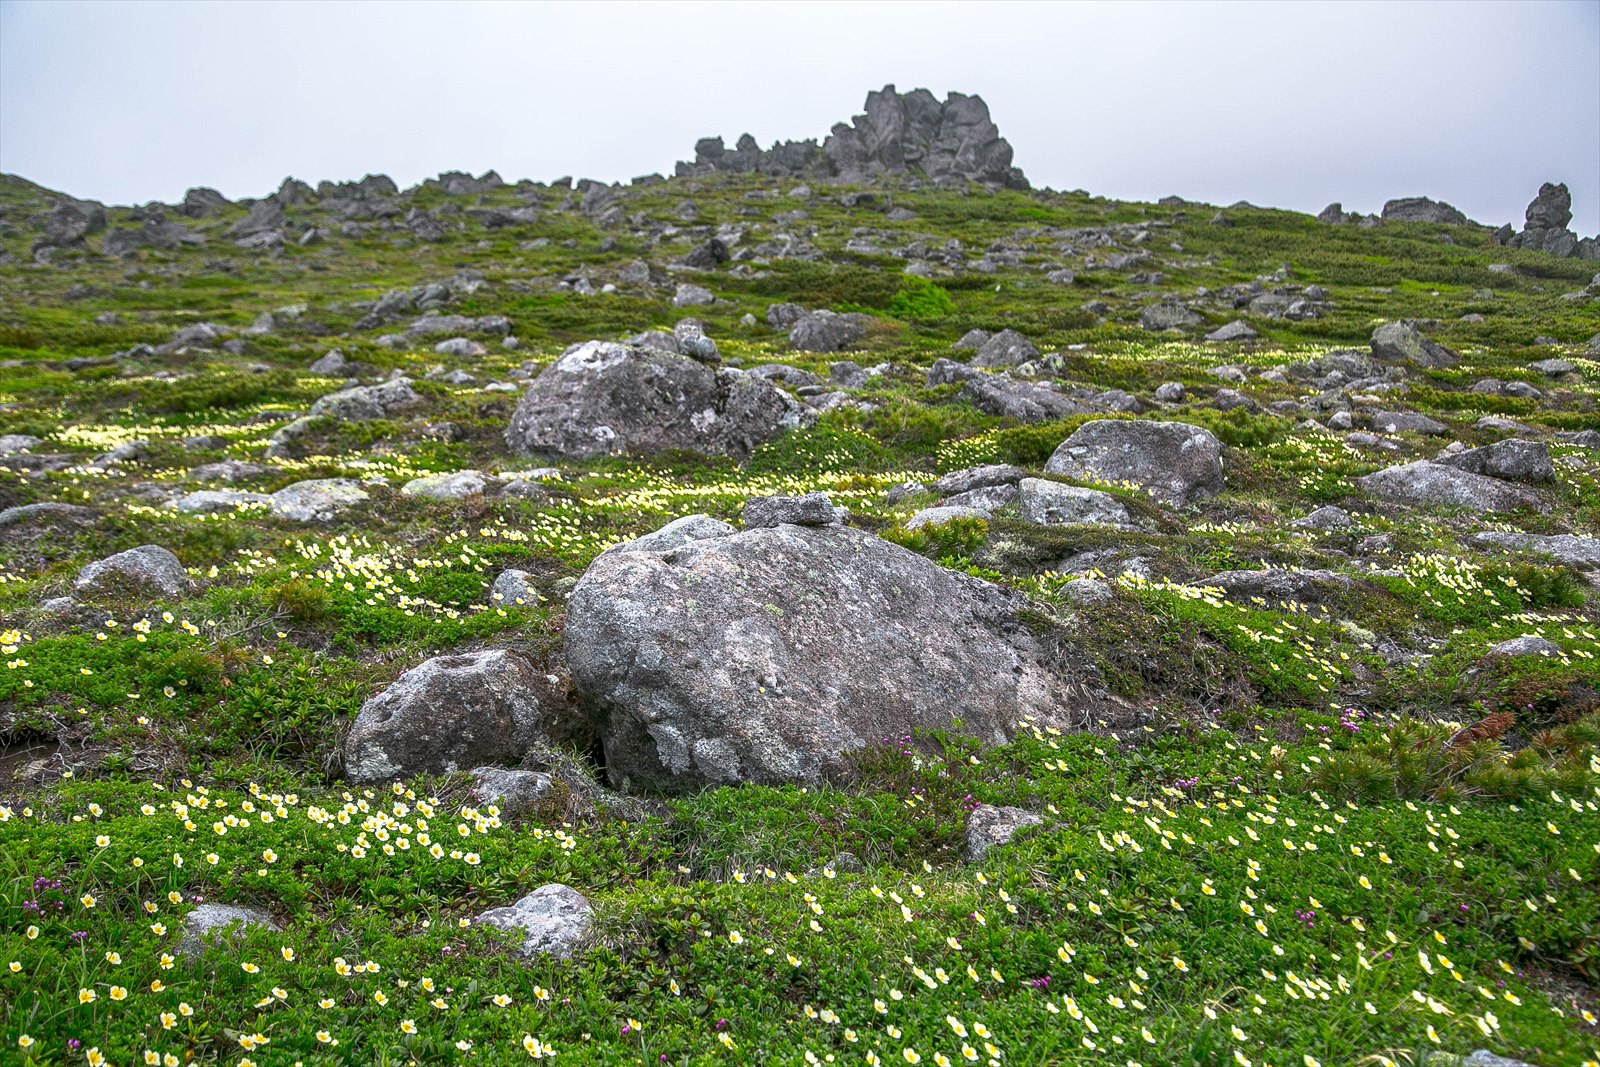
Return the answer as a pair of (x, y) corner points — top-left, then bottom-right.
(1, 0), (1597, 232)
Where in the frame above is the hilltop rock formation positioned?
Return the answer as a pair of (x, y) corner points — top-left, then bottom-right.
(1493, 182), (1599, 260)
(677, 85), (1028, 189)
(1380, 197), (1469, 225)
(565, 520), (1120, 792)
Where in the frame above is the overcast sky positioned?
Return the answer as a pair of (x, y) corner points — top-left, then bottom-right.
(2, 0), (1597, 231)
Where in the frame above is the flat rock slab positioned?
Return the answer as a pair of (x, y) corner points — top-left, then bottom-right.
(0, 502), (99, 527)
(1018, 478), (1142, 528)
(964, 804), (1042, 862)
(268, 479), (370, 522)
(475, 884), (593, 959)
(566, 523), (1120, 792)
(1469, 532), (1600, 569)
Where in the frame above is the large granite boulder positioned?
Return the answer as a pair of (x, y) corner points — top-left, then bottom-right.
(959, 375), (1092, 422)
(1438, 439), (1554, 483)
(1043, 420), (1225, 505)
(565, 523), (1120, 792)
(789, 310), (870, 353)
(343, 649), (585, 782)
(74, 545), (190, 600)
(1380, 197), (1468, 224)
(970, 329), (1039, 368)
(1358, 461), (1546, 513)
(308, 378), (421, 422)
(505, 340), (803, 460)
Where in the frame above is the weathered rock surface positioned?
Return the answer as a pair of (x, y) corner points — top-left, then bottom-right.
(970, 329), (1039, 368)
(268, 479), (370, 522)
(1487, 636), (1563, 658)
(789, 310), (870, 353)
(958, 374), (1091, 423)
(401, 470), (490, 500)
(963, 804), (1042, 862)
(743, 492), (845, 528)
(0, 502), (99, 527)
(1204, 569), (1358, 604)
(1438, 439), (1554, 483)
(1370, 322), (1458, 368)
(176, 904), (280, 957)
(1043, 420), (1225, 505)
(1358, 462), (1545, 513)
(308, 378), (421, 421)
(505, 340), (802, 460)
(1018, 478), (1141, 527)
(469, 767), (553, 817)
(475, 884), (593, 959)
(171, 489), (270, 514)
(1380, 197), (1468, 224)
(1469, 532), (1600, 569)
(904, 505), (990, 529)
(565, 523), (1120, 792)
(75, 545), (190, 600)
(344, 649), (584, 782)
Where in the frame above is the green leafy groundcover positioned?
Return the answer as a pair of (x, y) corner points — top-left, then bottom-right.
(3, 725), (1597, 1067)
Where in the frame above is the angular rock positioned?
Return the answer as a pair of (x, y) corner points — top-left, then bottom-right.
(308, 378), (422, 422)
(1140, 303), (1203, 331)
(1358, 461), (1545, 513)
(565, 523), (1120, 792)
(505, 341), (800, 460)
(1370, 321), (1458, 368)
(971, 329), (1039, 368)
(475, 884), (593, 959)
(1380, 197), (1468, 224)
(789, 310), (870, 353)
(1438, 440), (1554, 483)
(932, 465), (1025, 496)
(672, 283), (715, 308)
(469, 767), (553, 817)
(0, 502), (99, 527)
(959, 375), (1093, 423)
(1206, 321), (1258, 342)
(491, 569), (538, 607)
(743, 492), (844, 528)
(1018, 478), (1140, 527)
(75, 545), (190, 600)
(1370, 411), (1449, 436)
(344, 649), (584, 782)
(1292, 505), (1352, 530)
(1204, 569), (1358, 604)
(963, 804), (1042, 862)
(1044, 420), (1225, 505)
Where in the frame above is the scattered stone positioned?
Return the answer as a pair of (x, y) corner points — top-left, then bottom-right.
(401, 470), (490, 500)
(505, 340), (802, 460)
(0, 434), (41, 456)
(1438, 439), (1554, 483)
(1358, 462), (1545, 513)
(672, 283), (715, 307)
(963, 805), (1042, 862)
(1292, 505), (1353, 530)
(171, 490), (270, 514)
(905, 505), (991, 529)
(743, 492), (845, 528)
(1203, 569), (1358, 604)
(1018, 479), (1140, 527)
(268, 479), (370, 522)
(1469, 532), (1600, 569)
(1380, 197), (1468, 224)
(1154, 382), (1185, 403)
(0, 502), (99, 527)
(468, 767), (553, 818)
(491, 569), (538, 607)
(565, 523), (1121, 792)
(1370, 321), (1458, 368)
(789, 310), (870, 353)
(1205, 321), (1258, 342)
(475, 884), (593, 960)
(1370, 411), (1449, 436)
(1140, 302), (1202, 331)
(959, 374), (1092, 423)
(971, 329), (1039, 368)
(176, 904), (280, 957)
(308, 378), (421, 422)
(603, 514), (736, 556)
(75, 545), (190, 600)
(1044, 420), (1225, 505)
(1487, 636), (1563, 658)
(344, 649), (584, 782)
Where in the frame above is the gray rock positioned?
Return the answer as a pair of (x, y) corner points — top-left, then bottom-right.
(1358, 461), (1546, 513)
(93, 440), (150, 466)
(1524, 183), (1573, 231)
(942, 484), (1018, 511)
(1154, 382), (1186, 403)
(789, 310), (870, 353)
(171, 490), (270, 514)
(1205, 321), (1259, 342)
(401, 470), (489, 500)
(491, 569), (539, 607)
(505, 341), (801, 460)
(904, 505), (991, 529)
(1487, 636), (1563, 658)
(565, 523), (1121, 792)
(971, 329), (1039, 368)
(1204, 569), (1357, 604)
(933, 465), (1025, 495)
(959, 375), (1093, 423)
(1469, 532), (1600, 569)
(308, 378), (422, 422)
(1438, 440), (1554, 483)
(1370, 322), (1459, 368)
(743, 492), (844, 528)
(0, 434), (42, 456)
(468, 767), (553, 817)
(1528, 358), (1575, 377)
(1140, 303), (1203, 331)
(475, 884), (593, 960)
(267, 479), (370, 522)
(435, 337), (488, 358)
(963, 804), (1042, 862)
(75, 545), (190, 600)
(308, 349), (348, 375)
(189, 460), (277, 483)
(344, 649), (584, 782)
(1370, 411), (1449, 435)
(1292, 505), (1352, 530)
(673, 320), (720, 364)
(0, 502), (99, 527)
(952, 328), (991, 351)
(1558, 430), (1600, 449)
(1460, 1050), (1541, 1067)
(672, 283), (715, 307)
(1018, 478), (1140, 527)
(1044, 420), (1225, 505)
(1380, 197), (1468, 224)
(605, 514), (736, 556)
(765, 302), (807, 329)
(176, 904), (280, 957)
